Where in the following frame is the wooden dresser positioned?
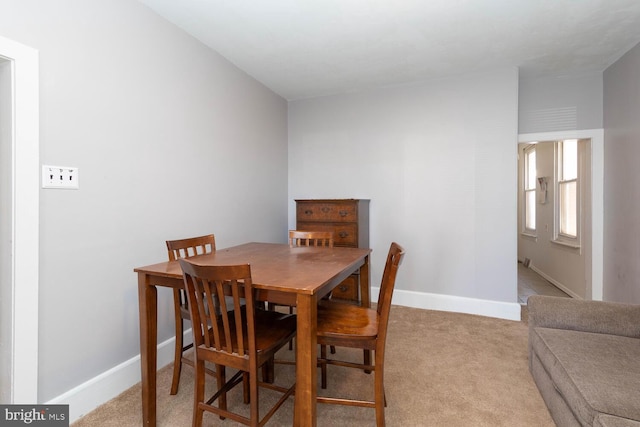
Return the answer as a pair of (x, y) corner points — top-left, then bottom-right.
(295, 199), (370, 304)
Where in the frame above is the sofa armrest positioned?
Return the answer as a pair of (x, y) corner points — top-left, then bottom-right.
(528, 295), (640, 338)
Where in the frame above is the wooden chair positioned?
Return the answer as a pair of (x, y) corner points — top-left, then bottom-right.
(271, 230), (334, 351)
(288, 230), (334, 247)
(165, 234), (216, 395)
(179, 259), (296, 427)
(316, 242), (405, 427)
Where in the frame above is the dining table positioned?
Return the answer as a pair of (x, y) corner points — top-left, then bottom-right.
(134, 241), (371, 427)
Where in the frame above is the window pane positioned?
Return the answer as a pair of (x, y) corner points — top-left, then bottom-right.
(562, 139), (578, 180)
(560, 181), (577, 236)
(526, 149), (536, 189)
(525, 191), (536, 230)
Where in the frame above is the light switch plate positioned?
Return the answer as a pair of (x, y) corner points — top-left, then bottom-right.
(42, 165), (79, 189)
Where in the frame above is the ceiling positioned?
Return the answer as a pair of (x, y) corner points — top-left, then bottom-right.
(139, 0), (640, 101)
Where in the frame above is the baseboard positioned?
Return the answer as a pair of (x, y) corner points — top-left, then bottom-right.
(47, 332), (190, 424)
(372, 287), (522, 321)
(528, 265), (582, 300)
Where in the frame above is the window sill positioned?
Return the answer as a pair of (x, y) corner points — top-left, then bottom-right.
(521, 232), (537, 239)
(551, 239), (581, 249)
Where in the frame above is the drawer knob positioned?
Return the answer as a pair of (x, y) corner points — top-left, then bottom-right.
(339, 285), (348, 292)
(339, 231), (349, 238)
(304, 210), (313, 215)
(339, 210), (348, 217)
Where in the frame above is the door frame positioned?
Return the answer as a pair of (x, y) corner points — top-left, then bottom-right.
(518, 129), (603, 301)
(0, 35), (39, 403)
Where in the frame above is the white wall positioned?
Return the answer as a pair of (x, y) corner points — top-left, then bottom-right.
(603, 41), (640, 304)
(519, 73), (603, 133)
(0, 0), (288, 407)
(289, 68), (520, 319)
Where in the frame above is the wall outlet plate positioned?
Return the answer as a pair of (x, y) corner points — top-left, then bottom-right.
(42, 165), (79, 189)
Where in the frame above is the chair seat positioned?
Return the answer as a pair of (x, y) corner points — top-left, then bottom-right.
(317, 300), (378, 342)
(206, 310), (296, 356)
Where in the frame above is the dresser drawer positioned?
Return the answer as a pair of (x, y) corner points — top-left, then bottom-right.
(330, 275), (359, 302)
(297, 223), (358, 247)
(295, 199), (369, 305)
(296, 201), (357, 223)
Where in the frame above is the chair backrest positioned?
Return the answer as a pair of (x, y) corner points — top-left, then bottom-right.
(289, 230), (334, 248)
(166, 234), (216, 261)
(375, 243), (405, 343)
(179, 259), (257, 358)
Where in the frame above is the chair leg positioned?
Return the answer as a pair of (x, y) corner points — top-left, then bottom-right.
(249, 363), (260, 427)
(193, 359), (205, 427)
(288, 306), (294, 350)
(374, 355), (385, 427)
(320, 345), (328, 389)
(171, 311), (183, 395)
(364, 349), (372, 374)
(262, 358), (274, 383)
(243, 372), (250, 404)
(216, 364), (227, 419)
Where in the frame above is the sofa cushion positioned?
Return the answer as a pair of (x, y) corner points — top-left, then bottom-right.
(531, 327), (640, 425)
(594, 414), (640, 427)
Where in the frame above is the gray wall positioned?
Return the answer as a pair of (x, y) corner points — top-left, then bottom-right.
(0, 0), (288, 402)
(289, 68), (519, 306)
(603, 41), (640, 304)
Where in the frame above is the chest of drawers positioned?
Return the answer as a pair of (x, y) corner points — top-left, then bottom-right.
(295, 199), (370, 303)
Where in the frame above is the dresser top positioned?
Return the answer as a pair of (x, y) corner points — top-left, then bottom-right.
(295, 199), (370, 202)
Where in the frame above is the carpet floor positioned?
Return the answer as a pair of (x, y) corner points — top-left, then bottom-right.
(71, 305), (553, 426)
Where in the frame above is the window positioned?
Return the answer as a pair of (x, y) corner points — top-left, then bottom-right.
(523, 145), (536, 233)
(555, 139), (579, 245)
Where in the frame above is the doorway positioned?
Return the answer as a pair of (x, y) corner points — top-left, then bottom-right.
(518, 130), (604, 302)
(0, 35), (39, 403)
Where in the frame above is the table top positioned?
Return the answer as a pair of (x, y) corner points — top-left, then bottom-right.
(134, 242), (370, 296)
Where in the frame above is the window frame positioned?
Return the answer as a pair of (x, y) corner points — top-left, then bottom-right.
(554, 139), (581, 248)
(522, 144), (537, 236)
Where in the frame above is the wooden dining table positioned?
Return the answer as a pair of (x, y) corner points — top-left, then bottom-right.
(135, 242), (371, 427)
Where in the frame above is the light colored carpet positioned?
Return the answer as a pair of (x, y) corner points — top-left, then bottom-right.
(71, 305), (553, 426)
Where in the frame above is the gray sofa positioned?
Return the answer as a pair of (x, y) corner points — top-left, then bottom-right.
(527, 295), (640, 427)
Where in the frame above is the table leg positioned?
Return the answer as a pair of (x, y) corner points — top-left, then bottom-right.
(294, 293), (317, 427)
(360, 255), (372, 370)
(138, 273), (157, 427)
(360, 254), (371, 308)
